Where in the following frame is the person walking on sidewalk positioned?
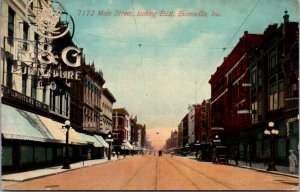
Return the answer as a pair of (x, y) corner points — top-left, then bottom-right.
(289, 150), (297, 174)
(234, 149), (239, 166)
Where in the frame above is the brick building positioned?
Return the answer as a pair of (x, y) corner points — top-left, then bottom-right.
(248, 12), (298, 165)
(209, 31), (263, 156)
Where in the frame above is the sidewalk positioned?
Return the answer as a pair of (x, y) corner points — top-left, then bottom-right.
(2, 155), (125, 182)
(228, 159), (299, 178)
(186, 155), (299, 178)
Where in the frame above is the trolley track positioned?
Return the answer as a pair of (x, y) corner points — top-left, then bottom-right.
(120, 155), (157, 190)
(164, 156), (233, 190)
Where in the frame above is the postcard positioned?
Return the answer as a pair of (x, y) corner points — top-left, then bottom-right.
(1, 0), (299, 191)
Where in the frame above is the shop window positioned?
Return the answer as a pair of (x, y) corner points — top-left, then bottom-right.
(34, 146), (46, 163)
(2, 146), (13, 166)
(57, 148), (63, 158)
(276, 138), (286, 157)
(20, 145), (33, 165)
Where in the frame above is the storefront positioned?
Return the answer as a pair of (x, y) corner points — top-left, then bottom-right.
(1, 104), (87, 173)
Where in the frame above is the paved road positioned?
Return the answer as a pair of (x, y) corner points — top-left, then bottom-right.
(3, 155), (298, 190)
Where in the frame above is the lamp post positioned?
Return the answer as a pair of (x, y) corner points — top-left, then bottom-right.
(185, 143), (189, 155)
(264, 121), (279, 171)
(62, 120), (71, 169)
(106, 132), (113, 160)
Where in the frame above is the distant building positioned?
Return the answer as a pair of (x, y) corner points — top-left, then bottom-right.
(100, 88), (116, 133)
(112, 108), (133, 153)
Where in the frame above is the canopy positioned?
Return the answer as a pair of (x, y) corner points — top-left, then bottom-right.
(77, 132), (103, 147)
(122, 141), (133, 150)
(94, 135), (109, 148)
(1, 104), (58, 143)
(38, 115), (86, 145)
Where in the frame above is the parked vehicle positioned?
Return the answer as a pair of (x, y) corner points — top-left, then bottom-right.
(212, 146), (229, 164)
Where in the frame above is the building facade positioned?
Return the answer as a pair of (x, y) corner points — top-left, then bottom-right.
(112, 108), (133, 153)
(209, 31), (263, 158)
(248, 12), (298, 165)
(100, 88), (116, 134)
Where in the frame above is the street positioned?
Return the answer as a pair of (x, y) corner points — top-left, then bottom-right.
(2, 154), (298, 191)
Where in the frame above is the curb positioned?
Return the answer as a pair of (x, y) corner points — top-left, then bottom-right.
(238, 165), (299, 178)
(2, 158), (123, 182)
(227, 163), (299, 178)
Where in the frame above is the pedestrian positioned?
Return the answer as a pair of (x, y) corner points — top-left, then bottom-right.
(117, 151), (120, 159)
(289, 150), (298, 174)
(234, 149), (239, 166)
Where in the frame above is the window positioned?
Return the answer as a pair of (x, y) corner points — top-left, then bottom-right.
(269, 48), (277, 70)
(34, 33), (39, 53)
(31, 76), (37, 99)
(269, 80), (284, 111)
(42, 86), (46, 103)
(6, 54), (13, 88)
(65, 93), (69, 116)
(22, 69), (28, 95)
(23, 22), (29, 50)
(8, 7), (15, 45)
(289, 75), (298, 98)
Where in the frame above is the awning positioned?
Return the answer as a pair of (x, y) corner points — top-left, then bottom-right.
(94, 135), (109, 148)
(38, 115), (87, 145)
(77, 132), (103, 147)
(122, 141), (133, 150)
(1, 104), (58, 143)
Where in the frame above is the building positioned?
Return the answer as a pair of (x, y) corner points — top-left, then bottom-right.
(1, 0), (87, 172)
(100, 88), (116, 134)
(1, 0), (110, 172)
(112, 108), (133, 154)
(182, 114), (189, 148)
(177, 121), (183, 148)
(248, 11), (298, 165)
(188, 105), (195, 144)
(209, 31), (263, 158)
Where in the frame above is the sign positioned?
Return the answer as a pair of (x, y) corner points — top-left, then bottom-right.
(25, 0), (74, 39)
(11, 38), (82, 90)
(2, 85), (49, 112)
(237, 110), (251, 114)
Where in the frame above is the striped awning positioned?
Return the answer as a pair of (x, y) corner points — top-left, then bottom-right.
(77, 132), (103, 147)
(122, 141), (133, 150)
(38, 115), (87, 145)
(94, 135), (109, 148)
(1, 104), (58, 143)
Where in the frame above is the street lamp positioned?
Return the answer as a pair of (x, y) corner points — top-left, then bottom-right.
(264, 121), (279, 171)
(62, 120), (71, 169)
(106, 132), (113, 160)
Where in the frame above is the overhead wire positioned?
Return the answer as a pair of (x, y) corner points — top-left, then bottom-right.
(197, 0), (262, 100)
(131, 0), (147, 96)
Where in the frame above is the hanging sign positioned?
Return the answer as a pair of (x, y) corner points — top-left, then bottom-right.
(25, 0), (74, 39)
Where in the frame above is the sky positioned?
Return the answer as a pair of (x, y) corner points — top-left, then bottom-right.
(58, 0), (299, 148)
